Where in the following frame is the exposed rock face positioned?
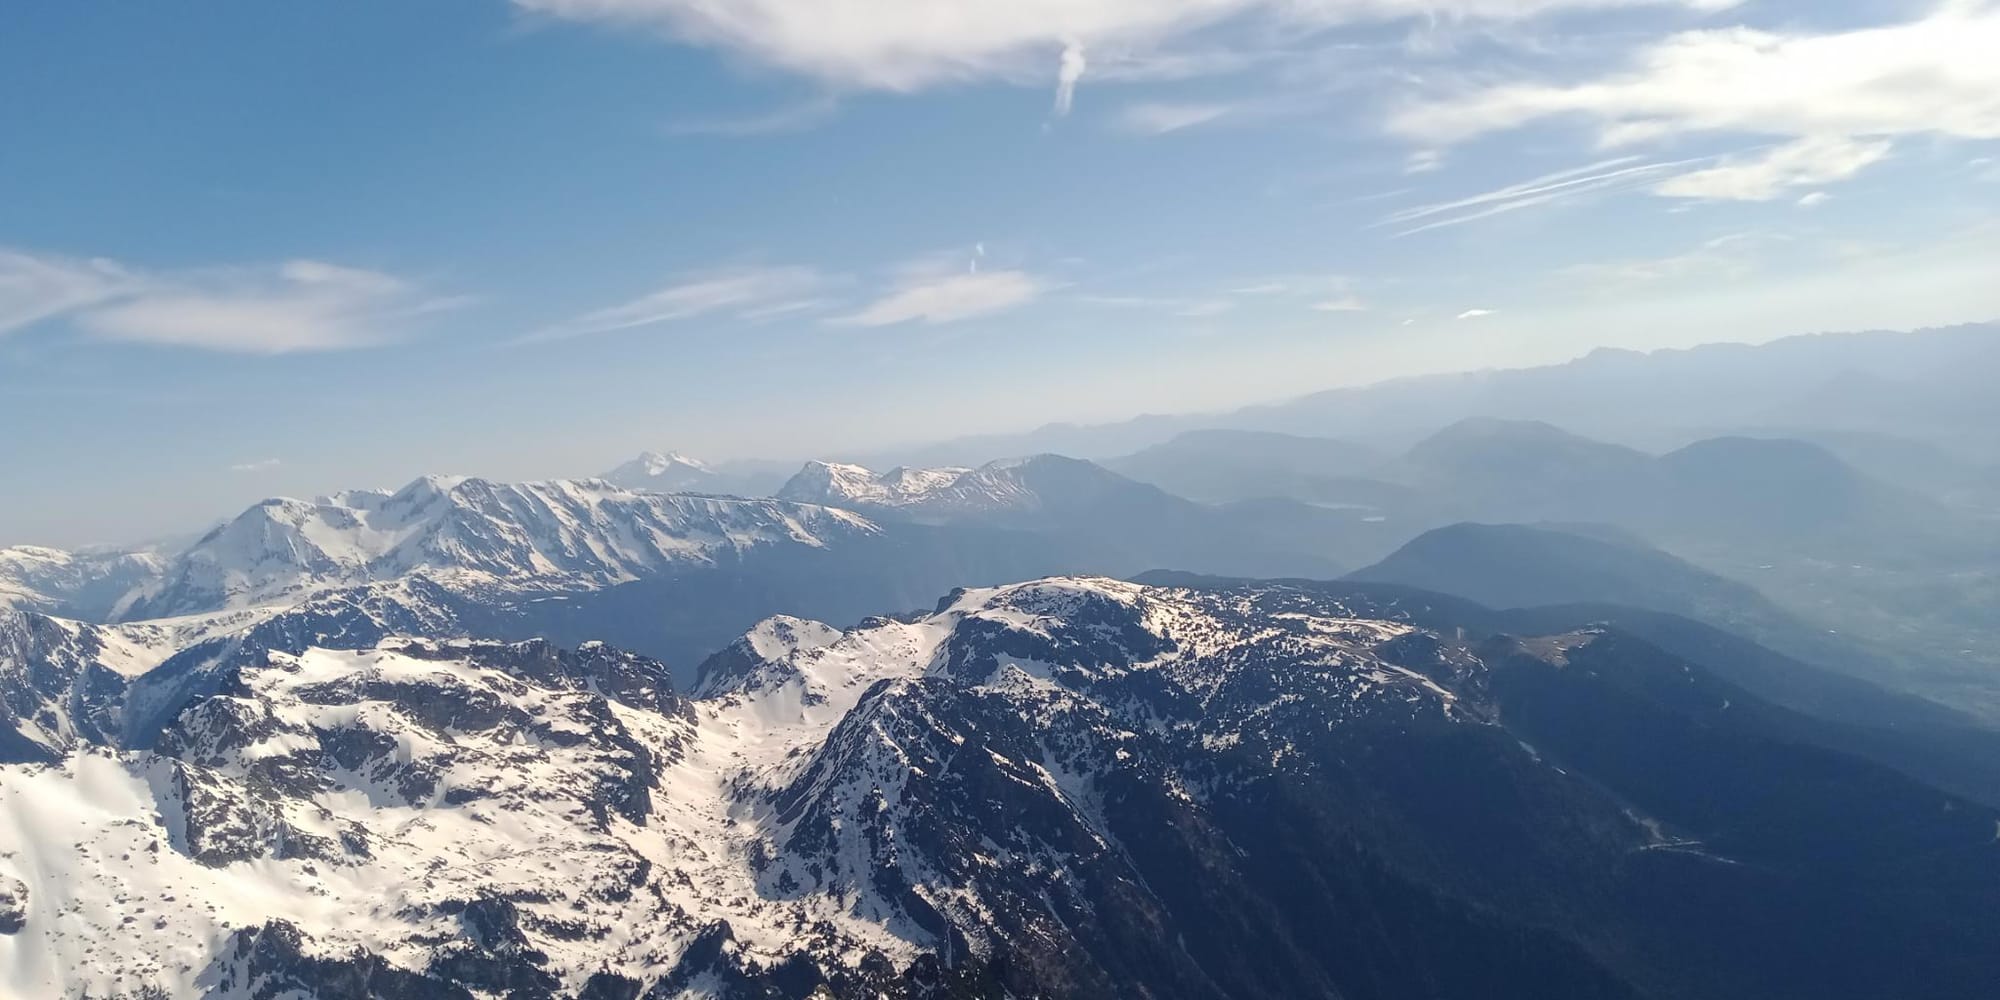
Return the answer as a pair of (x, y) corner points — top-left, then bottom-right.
(0, 610), (133, 762)
(0, 875), (25, 935)
(2, 578), (1998, 999)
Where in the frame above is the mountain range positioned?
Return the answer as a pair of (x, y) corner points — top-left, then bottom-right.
(120, 475), (886, 621)
(1093, 416), (2000, 714)
(1110, 418), (1973, 559)
(0, 458), (1355, 707)
(602, 451), (796, 498)
(8, 327), (2000, 998)
(1343, 524), (2000, 804)
(7, 576), (1998, 999)
(775, 453), (1375, 575)
(864, 323), (2000, 469)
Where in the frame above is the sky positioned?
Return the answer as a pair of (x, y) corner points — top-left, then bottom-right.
(3, 0), (1998, 546)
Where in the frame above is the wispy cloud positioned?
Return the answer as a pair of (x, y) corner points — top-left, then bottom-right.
(1456, 308), (1496, 319)
(1112, 100), (1237, 135)
(0, 249), (139, 336)
(1084, 272), (1364, 316)
(1238, 273), (1368, 313)
(228, 458), (282, 473)
(1404, 149), (1446, 175)
(1175, 299), (1235, 317)
(1391, 3), (2000, 200)
(666, 95), (840, 136)
(835, 267), (1045, 327)
(1559, 231), (1779, 289)
(1379, 156), (1700, 235)
(1311, 295), (1368, 312)
(736, 296), (839, 321)
(1078, 292), (1235, 317)
(2, 250), (460, 353)
(515, 0), (1737, 110)
(1653, 137), (1891, 201)
(1078, 293), (1208, 315)
(525, 266), (834, 341)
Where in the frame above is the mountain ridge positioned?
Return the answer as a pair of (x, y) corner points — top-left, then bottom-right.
(6, 576), (1998, 998)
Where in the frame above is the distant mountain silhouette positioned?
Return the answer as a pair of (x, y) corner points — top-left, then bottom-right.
(1349, 521), (1766, 619)
(1105, 429), (1393, 503)
(874, 323), (2000, 467)
(781, 453), (1356, 580)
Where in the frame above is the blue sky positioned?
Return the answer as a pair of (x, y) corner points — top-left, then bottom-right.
(3, 0), (1998, 545)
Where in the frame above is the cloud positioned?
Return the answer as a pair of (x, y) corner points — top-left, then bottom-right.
(1311, 295), (1369, 312)
(1086, 273), (1363, 316)
(1560, 230), (1775, 287)
(1379, 155), (1699, 234)
(1391, 3), (2000, 193)
(1404, 149), (1446, 174)
(1054, 40), (1088, 115)
(2, 249), (458, 353)
(1795, 191), (1831, 208)
(1113, 100), (1237, 134)
(229, 458), (282, 473)
(0, 249), (138, 336)
(537, 249), (1039, 335)
(735, 296), (839, 321)
(526, 266), (833, 341)
(1078, 292), (1220, 315)
(514, 0), (1739, 100)
(1652, 136), (1891, 201)
(1175, 299), (1234, 317)
(1077, 293), (1233, 317)
(666, 95), (840, 135)
(835, 268), (1045, 327)
(1456, 307), (1496, 318)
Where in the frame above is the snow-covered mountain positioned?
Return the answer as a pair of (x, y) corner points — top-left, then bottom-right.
(0, 545), (166, 619)
(602, 450), (724, 493)
(777, 459), (1036, 518)
(1, 471), (1117, 692)
(0, 579), (473, 764)
(778, 454), (1364, 579)
(6, 576), (1996, 999)
(602, 451), (798, 498)
(0, 611), (134, 762)
(121, 475), (881, 619)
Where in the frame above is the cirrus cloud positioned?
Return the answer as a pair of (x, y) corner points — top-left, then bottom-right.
(1390, 2), (2000, 200)
(1, 249), (461, 354)
(834, 269), (1046, 327)
(523, 265), (835, 341)
(0, 249), (139, 336)
(1651, 136), (1892, 201)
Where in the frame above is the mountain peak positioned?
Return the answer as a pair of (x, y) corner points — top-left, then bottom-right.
(1419, 416), (1587, 446)
(636, 450), (711, 474)
(774, 455), (1127, 517)
(602, 450), (722, 493)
